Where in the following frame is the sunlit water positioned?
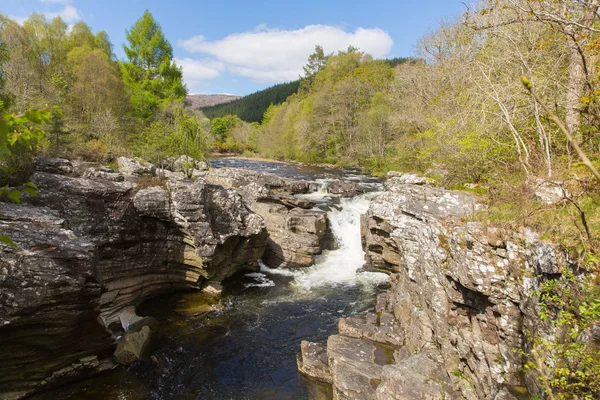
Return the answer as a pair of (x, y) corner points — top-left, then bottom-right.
(33, 159), (387, 400)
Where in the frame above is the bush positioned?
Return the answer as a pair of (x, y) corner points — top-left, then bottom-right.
(0, 143), (34, 186)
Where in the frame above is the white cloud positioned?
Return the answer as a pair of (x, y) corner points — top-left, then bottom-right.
(44, 5), (81, 23)
(178, 24), (393, 83)
(175, 58), (224, 86)
(10, 4), (81, 25)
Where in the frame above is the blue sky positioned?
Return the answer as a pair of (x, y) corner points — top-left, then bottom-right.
(2, 0), (467, 95)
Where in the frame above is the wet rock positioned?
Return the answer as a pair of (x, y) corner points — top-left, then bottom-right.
(114, 326), (151, 365)
(297, 341), (332, 384)
(326, 180), (364, 197)
(117, 157), (156, 176)
(34, 157), (73, 175)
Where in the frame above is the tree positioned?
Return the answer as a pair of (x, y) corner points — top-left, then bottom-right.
(303, 45), (328, 79)
(211, 115), (242, 143)
(121, 10), (186, 121)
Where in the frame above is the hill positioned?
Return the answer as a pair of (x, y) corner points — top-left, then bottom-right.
(186, 94), (241, 108)
(200, 80), (301, 123)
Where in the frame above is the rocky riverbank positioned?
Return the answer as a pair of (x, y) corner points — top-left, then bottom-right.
(1, 157), (580, 399)
(0, 158), (270, 399)
(297, 173), (574, 399)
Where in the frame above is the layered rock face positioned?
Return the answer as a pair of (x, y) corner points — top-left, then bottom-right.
(299, 174), (562, 400)
(0, 159), (267, 399)
(206, 167), (329, 268)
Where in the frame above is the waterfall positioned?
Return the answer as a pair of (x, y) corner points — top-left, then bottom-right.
(258, 193), (388, 291)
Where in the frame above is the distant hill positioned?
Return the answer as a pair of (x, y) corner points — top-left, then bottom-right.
(200, 80), (301, 123)
(186, 94), (241, 108)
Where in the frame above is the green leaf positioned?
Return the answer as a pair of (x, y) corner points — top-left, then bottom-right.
(7, 189), (21, 204)
(0, 235), (17, 248)
(23, 187), (38, 197)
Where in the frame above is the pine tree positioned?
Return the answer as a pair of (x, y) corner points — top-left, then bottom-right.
(121, 10), (186, 121)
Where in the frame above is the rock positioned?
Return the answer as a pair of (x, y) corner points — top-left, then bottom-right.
(82, 166), (125, 182)
(297, 341), (332, 384)
(207, 167), (329, 268)
(1, 166), (268, 398)
(385, 172), (432, 187)
(528, 178), (567, 205)
(133, 186), (171, 220)
(327, 335), (385, 400)
(376, 351), (451, 400)
(0, 201), (114, 399)
(117, 157), (156, 176)
(338, 312), (404, 347)
(114, 326), (151, 365)
(172, 155), (210, 173)
(303, 178), (568, 400)
(33, 157), (73, 175)
(326, 180), (364, 197)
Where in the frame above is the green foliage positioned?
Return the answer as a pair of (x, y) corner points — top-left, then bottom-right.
(527, 271), (600, 399)
(201, 80), (300, 123)
(120, 9), (186, 121)
(258, 49), (396, 166)
(211, 115), (242, 143)
(132, 104), (209, 178)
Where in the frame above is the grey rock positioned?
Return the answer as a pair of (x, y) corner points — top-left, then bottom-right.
(114, 326), (151, 365)
(33, 157), (73, 175)
(376, 351), (451, 400)
(0, 166), (268, 398)
(528, 178), (567, 205)
(327, 335), (384, 400)
(83, 166), (125, 182)
(207, 167), (328, 268)
(297, 341), (332, 384)
(117, 157), (156, 176)
(326, 180), (364, 197)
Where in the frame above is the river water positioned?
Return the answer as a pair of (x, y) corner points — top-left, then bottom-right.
(33, 158), (388, 400)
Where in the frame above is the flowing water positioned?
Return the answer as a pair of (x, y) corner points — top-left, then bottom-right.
(34, 159), (388, 400)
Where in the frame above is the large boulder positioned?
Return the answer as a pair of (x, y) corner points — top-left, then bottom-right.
(207, 167), (329, 268)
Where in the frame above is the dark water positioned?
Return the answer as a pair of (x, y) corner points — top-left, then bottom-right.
(31, 158), (385, 400)
(34, 271), (382, 400)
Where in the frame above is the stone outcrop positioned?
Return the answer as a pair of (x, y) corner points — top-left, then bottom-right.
(300, 178), (564, 399)
(206, 167), (330, 268)
(0, 158), (267, 399)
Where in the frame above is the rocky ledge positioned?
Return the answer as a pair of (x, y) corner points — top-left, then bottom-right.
(299, 173), (568, 400)
(0, 158), (267, 399)
(206, 167), (332, 268)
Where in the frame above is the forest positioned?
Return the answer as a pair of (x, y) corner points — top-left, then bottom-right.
(201, 80), (301, 123)
(1, 1), (600, 398)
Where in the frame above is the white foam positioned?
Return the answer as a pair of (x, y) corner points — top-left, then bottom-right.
(244, 272), (276, 288)
(291, 193), (388, 291)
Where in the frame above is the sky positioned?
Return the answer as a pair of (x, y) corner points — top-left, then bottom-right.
(2, 0), (468, 95)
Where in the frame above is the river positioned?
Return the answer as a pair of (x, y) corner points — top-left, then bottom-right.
(32, 158), (388, 400)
